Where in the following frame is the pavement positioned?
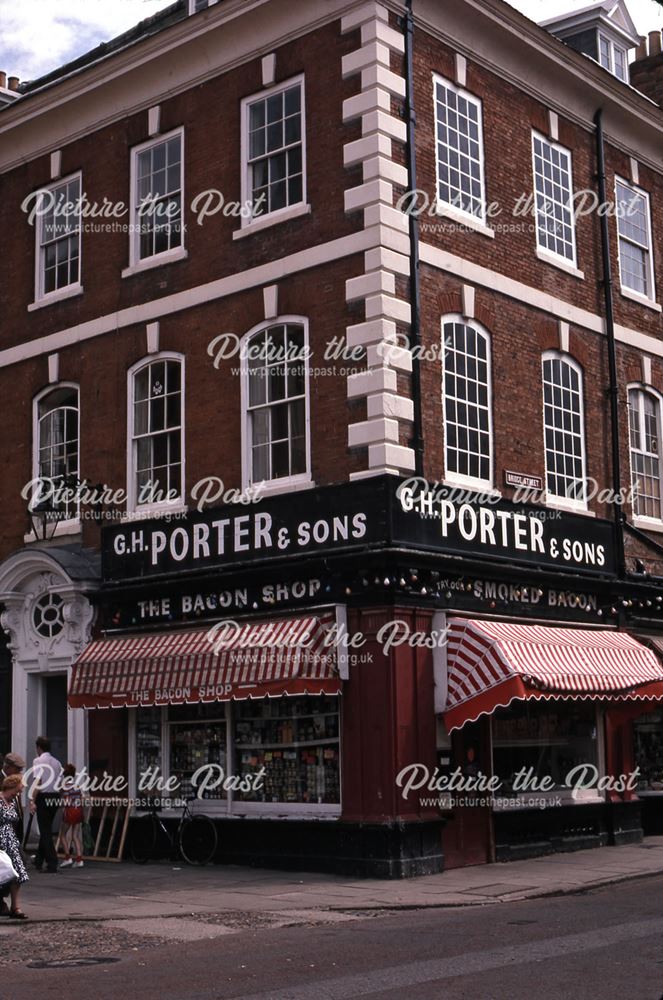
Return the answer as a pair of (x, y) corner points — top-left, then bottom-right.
(12, 835), (663, 923)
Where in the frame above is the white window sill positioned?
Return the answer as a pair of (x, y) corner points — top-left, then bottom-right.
(28, 284), (84, 312)
(122, 246), (188, 278)
(227, 803), (341, 819)
(544, 496), (595, 517)
(433, 204), (495, 239)
(536, 248), (584, 280)
(124, 503), (188, 522)
(23, 518), (82, 544)
(442, 476), (500, 499)
(245, 477), (315, 499)
(633, 515), (663, 534)
(620, 287), (662, 313)
(233, 203), (311, 240)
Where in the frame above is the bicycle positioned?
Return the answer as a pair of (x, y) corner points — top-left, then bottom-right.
(130, 798), (218, 866)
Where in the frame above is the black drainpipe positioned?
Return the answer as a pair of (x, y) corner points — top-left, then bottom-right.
(404, 0), (424, 476)
(594, 108), (626, 579)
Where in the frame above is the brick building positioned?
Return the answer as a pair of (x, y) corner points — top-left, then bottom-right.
(2, 0), (663, 874)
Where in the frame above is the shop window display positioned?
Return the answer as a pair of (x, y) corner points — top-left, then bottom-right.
(633, 712), (663, 788)
(492, 702), (598, 791)
(134, 695), (341, 809)
(169, 705), (228, 800)
(136, 706), (162, 783)
(234, 696), (340, 804)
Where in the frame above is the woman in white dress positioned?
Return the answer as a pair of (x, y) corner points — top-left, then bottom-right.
(0, 774), (29, 919)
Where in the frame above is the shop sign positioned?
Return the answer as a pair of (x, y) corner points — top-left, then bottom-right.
(106, 577), (325, 627)
(394, 482), (615, 577)
(439, 576), (605, 619)
(102, 480), (384, 581)
(470, 579), (599, 612)
(102, 477), (615, 582)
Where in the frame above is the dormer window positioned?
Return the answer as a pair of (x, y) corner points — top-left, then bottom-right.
(540, 1), (639, 84)
(599, 33), (627, 81)
(188, 0), (218, 13)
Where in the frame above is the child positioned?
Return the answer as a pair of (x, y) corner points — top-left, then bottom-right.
(59, 763), (84, 869)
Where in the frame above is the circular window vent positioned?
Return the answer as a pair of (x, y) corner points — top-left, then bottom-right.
(33, 593), (65, 638)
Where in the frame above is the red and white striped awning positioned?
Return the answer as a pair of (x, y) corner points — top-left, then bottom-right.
(444, 618), (663, 732)
(69, 614), (340, 709)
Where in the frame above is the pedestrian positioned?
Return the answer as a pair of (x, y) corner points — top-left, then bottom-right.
(0, 753), (25, 916)
(0, 775), (29, 919)
(59, 764), (84, 869)
(29, 737), (62, 875)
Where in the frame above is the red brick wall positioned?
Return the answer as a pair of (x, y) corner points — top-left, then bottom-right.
(413, 32), (663, 341)
(0, 20), (361, 352)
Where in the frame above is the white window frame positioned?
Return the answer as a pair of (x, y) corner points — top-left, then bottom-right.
(126, 352), (186, 516)
(127, 127), (185, 272)
(441, 315), (494, 492)
(432, 73), (487, 227)
(32, 171), (83, 307)
(541, 352), (588, 512)
(30, 383), (81, 535)
(628, 383), (663, 525)
(531, 131), (578, 269)
(239, 74), (307, 233)
(615, 176), (656, 305)
(239, 316), (312, 494)
(598, 32), (628, 82)
(188, 0), (219, 12)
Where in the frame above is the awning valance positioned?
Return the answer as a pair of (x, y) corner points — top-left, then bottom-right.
(444, 618), (663, 732)
(69, 614), (340, 709)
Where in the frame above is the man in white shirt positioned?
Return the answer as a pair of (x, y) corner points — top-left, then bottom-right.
(29, 737), (62, 874)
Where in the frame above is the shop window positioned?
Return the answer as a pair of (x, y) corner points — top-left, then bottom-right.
(169, 705), (227, 800)
(233, 695), (340, 805)
(616, 179), (655, 301)
(132, 694), (341, 810)
(542, 353), (587, 507)
(129, 355), (184, 510)
(442, 318), (493, 489)
(492, 701), (598, 792)
(135, 706), (163, 788)
(241, 77), (305, 224)
(35, 173), (82, 301)
(532, 132), (577, 265)
(242, 321), (311, 489)
(633, 712), (663, 789)
(433, 74), (486, 222)
(628, 387), (662, 521)
(129, 129), (184, 265)
(34, 385), (79, 521)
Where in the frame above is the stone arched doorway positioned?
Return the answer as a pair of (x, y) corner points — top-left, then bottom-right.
(0, 545), (99, 769)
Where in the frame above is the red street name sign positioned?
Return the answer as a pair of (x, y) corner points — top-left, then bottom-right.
(504, 470), (543, 491)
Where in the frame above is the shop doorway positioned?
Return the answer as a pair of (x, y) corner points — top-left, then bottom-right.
(441, 718), (493, 868)
(44, 675), (68, 765)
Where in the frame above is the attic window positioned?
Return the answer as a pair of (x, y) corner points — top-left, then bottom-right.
(598, 32), (627, 81)
(189, 0), (217, 12)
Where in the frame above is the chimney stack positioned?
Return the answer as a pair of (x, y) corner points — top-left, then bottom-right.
(7, 77), (19, 92)
(0, 72), (6, 89)
(630, 31), (663, 106)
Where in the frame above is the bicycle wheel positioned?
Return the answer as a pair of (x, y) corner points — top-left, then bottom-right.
(178, 815), (218, 866)
(130, 814), (158, 864)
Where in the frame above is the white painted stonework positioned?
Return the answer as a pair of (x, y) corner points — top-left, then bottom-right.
(342, 1), (415, 477)
(0, 548), (97, 770)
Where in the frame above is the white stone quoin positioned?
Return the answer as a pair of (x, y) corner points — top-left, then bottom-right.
(341, 2), (414, 478)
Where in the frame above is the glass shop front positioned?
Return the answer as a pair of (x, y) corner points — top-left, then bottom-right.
(132, 694), (342, 814)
